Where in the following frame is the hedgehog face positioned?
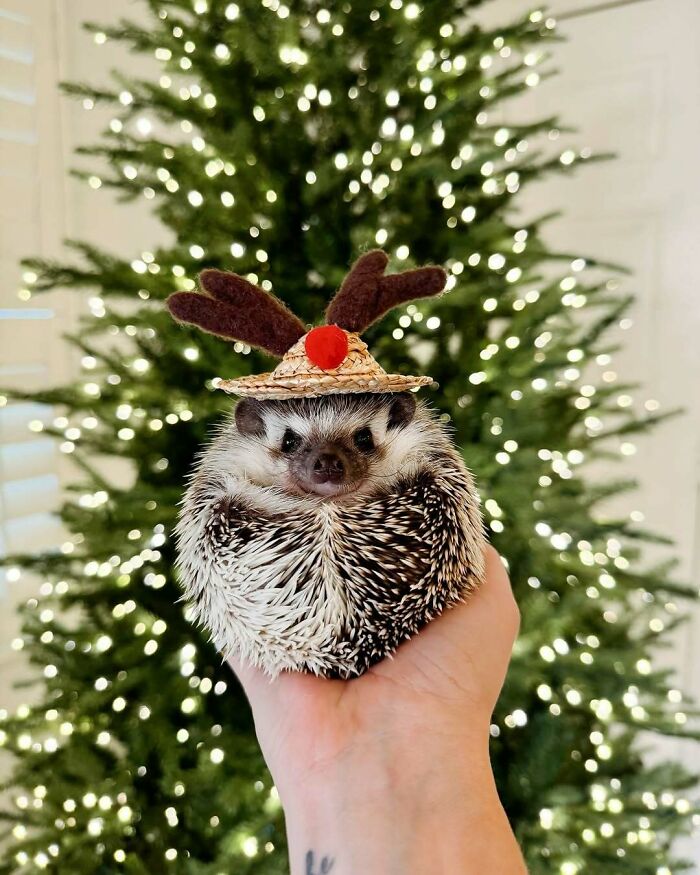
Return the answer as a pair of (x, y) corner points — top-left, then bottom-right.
(234, 392), (420, 499)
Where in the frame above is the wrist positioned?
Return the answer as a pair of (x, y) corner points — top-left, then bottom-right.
(278, 718), (492, 816)
(281, 730), (525, 875)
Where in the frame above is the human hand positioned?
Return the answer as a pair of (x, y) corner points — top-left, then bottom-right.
(228, 545), (525, 875)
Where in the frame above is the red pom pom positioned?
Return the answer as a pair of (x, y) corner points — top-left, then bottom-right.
(304, 325), (349, 370)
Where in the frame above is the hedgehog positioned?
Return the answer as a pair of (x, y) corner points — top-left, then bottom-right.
(167, 250), (487, 678)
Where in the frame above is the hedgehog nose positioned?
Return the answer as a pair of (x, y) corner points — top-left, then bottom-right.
(311, 451), (345, 484)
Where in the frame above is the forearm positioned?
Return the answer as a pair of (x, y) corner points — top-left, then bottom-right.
(281, 733), (527, 875)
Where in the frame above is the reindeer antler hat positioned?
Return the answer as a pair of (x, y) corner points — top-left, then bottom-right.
(166, 249), (447, 400)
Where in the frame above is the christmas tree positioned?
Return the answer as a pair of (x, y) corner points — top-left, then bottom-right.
(1, 1), (697, 872)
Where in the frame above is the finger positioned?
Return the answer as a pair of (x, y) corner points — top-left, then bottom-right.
(446, 545), (519, 638)
(441, 544), (519, 675)
(480, 544), (520, 642)
(396, 544), (519, 668)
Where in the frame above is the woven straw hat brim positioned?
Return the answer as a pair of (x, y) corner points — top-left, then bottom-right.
(214, 330), (433, 399)
(216, 372), (433, 399)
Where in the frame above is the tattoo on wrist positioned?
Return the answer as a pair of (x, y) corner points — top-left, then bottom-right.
(305, 849), (335, 874)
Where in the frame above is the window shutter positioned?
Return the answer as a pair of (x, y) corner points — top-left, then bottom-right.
(1, 2), (65, 587)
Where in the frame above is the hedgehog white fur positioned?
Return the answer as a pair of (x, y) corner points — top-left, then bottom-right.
(175, 392), (486, 678)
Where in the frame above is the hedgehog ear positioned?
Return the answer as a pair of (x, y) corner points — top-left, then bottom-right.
(387, 392), (416, 430)
(235, 398), (267, 437)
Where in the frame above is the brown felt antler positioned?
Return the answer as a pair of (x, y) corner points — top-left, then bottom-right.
(325, 249), (447, 333)
(166, 269), (306, 358)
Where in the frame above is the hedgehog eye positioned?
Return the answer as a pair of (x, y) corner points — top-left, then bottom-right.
(353, 427), (374, 453)
(281, 428), (301, 454)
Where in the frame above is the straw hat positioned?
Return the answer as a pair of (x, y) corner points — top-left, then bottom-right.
(166, 249), (447, 401)
(216, 327), (434, 399)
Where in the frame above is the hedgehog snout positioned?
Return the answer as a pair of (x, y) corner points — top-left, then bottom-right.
(311, 448), (346, 484)
(289, 440), (368, 497)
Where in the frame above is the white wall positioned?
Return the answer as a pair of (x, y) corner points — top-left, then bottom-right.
(516, 0), (700, 718)
(486, 0), (700, 863)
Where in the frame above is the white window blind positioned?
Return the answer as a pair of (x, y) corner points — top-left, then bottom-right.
(1, 1), (65, 590)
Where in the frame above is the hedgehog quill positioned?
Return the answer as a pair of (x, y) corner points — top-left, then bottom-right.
(167, 250), (486, 679)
